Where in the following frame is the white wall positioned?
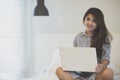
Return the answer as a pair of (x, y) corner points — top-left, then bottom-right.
(26, 0), (120, 77)
(32, 0), (120, 33)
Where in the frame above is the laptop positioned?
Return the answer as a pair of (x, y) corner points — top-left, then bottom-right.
(58, 47), (97, 72)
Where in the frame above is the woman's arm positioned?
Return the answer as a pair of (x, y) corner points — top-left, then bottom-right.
(101, 59), (109, 67)
(96, 44), (111, 73)
(73, 35), (78, 47)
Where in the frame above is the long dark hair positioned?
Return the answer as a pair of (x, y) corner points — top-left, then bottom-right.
(83, 8), (112, 62)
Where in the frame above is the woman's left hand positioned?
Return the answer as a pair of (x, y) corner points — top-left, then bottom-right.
(96, 64), (106, 73)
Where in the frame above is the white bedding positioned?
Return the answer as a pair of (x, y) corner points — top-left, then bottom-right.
(22, 63), (120, 80)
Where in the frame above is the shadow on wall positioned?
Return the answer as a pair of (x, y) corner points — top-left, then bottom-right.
(34, 0), (49, 16)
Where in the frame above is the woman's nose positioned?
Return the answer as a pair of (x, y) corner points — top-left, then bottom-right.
(88, 20), (93, 25)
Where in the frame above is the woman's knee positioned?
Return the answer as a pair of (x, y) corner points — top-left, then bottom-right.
(55, 67), (73, 80)
(103, 68), (114, 78)
(55, 67), (63, 76)
(97, 67), (114, 79)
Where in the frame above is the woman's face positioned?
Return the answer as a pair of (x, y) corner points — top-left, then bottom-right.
(84, 14), (97, 32)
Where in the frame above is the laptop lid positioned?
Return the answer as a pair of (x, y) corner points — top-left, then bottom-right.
(59, 47), (97, 72)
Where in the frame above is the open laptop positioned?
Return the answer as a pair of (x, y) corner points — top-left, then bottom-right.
(58, 47), (97, 72)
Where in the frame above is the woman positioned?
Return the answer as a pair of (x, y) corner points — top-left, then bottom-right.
(56, 7), (114, 80)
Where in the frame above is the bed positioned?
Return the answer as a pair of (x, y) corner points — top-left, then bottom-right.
(22, 33), (120, 80)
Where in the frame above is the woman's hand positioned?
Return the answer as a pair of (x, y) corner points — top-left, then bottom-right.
(96, 64), (106, 73)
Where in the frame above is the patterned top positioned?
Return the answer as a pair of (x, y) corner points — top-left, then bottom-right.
(73, 32), (111, 63)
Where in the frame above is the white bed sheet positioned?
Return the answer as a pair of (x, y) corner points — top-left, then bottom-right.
(22, 63), (120, 80)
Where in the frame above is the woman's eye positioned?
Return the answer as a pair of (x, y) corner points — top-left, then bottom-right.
(86, 18), (90, 21)
(92, 19), (96, 22)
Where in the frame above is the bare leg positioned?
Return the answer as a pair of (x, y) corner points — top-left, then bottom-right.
(95, 67), (114, 80)
(56, 67), (73, 80)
